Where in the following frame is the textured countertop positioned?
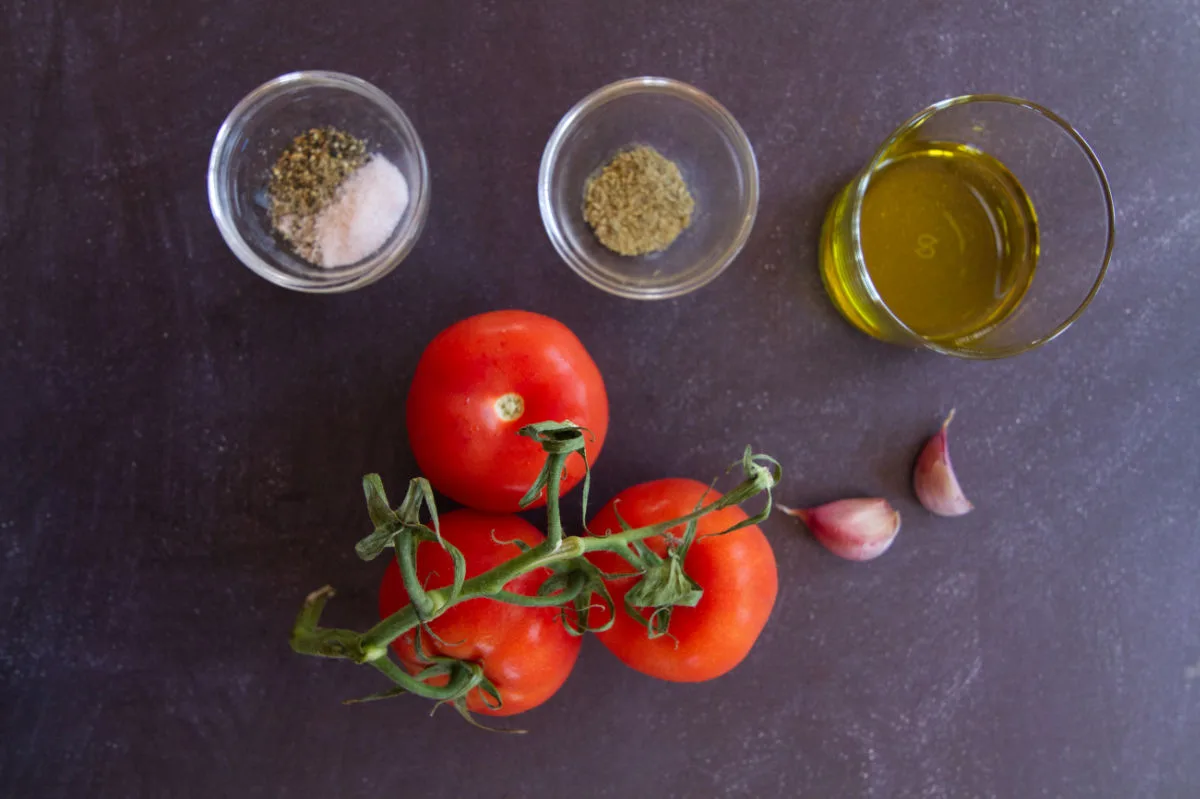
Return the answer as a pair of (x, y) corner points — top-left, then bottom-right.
(3, 1), (1198, 796)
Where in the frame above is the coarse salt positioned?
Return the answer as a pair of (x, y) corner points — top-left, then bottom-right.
(312, 155), (409, 268)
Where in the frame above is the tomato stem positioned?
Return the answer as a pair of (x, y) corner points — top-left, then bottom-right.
(396, 530), (435, 620)
(359, 535), (588, 653)
(543, 452), (566, 550)
(362, 651), (488, 702)
(355, 449), (779, 653)
(515, 422), (593, 551)
(292, 426), (782, 722)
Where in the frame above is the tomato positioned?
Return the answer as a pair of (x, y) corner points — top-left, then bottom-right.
(406, 310), (609, 513)
(378, 509), (582, 716)
(587, 479), (778, 683)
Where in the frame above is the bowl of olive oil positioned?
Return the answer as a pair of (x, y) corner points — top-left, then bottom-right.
(820, 95), (1114, 359)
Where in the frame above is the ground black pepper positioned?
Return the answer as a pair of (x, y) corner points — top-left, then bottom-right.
(268, 127), (367, 261)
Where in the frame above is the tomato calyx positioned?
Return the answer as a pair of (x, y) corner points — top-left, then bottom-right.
(622, 545), (704, 641)
(355, 475), (467, 623)
(516, 421), (594, 546)
(344, 631), (523, 733)
(407, 629), (527, 734)
(603, 498), (706, 641)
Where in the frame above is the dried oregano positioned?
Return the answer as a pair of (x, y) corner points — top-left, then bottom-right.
(584, 146), (695, 256)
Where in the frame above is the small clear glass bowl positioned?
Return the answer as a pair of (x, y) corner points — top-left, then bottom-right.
(207, 71), (430, 293)
(539, 77), (759, 300)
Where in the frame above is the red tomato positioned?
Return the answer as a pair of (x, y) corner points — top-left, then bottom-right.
(406, 310), (609, 513)
(587, 479), (778, 683)
(378, 509), (582, 716)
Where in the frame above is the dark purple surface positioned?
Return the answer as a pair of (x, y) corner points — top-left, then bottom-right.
(3, 1), (1199, 797)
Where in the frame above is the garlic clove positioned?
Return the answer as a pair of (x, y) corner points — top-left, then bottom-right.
(780, 499), (901, 562)
(914, 409), (974, 517)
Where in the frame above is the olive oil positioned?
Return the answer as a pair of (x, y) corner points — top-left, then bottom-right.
(821, 142), (1038, 346)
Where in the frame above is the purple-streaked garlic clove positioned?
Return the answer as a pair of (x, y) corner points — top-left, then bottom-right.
(914, 409), (974, 517)
(780, 498), (901, 562)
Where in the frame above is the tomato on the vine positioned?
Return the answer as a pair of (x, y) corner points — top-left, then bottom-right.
(378, 509), (582, 716)
(406, 310), (609, 513)
(587, 478), (778, 682)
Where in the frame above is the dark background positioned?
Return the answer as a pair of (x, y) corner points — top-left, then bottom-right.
(3, 1), (1198, 796)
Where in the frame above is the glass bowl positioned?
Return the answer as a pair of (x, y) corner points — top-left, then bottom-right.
(207, 71), (430, 293)
(820, 94), (1115, 358)
(538, 77), (759, 300)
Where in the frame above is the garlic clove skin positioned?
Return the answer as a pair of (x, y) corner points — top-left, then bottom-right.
(914, 409), (974, 517)
(780, 499), (901, 562)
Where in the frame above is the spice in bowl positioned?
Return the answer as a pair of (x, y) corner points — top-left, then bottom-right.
(268, 127), (409, 268)
(584, 146), (695, 256)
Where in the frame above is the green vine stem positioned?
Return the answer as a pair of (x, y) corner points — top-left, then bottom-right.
(290, 421), (781, 715)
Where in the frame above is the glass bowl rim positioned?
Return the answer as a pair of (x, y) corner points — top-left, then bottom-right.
(537, 76), (760, 300)
(846, 93), (1116, 359)
(206, 70), (431, 293)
